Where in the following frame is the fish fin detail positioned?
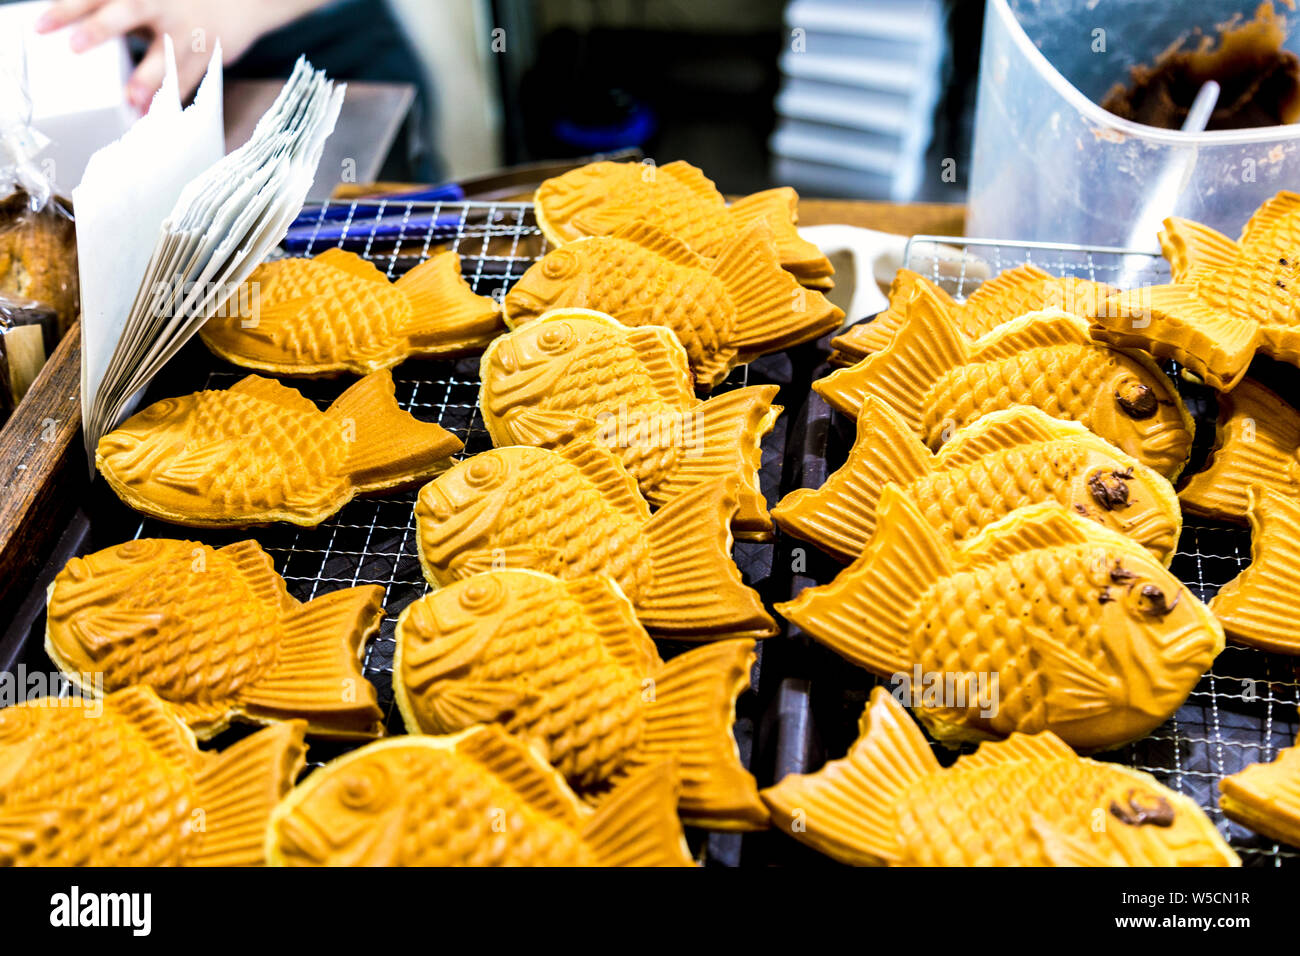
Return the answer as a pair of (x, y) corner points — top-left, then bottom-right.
(773, 396), (932, 562)
(1179, 379), (1300, 521)
(1030, 630), (1121, 720)
(553, 439), (652, 524)
(455, 724), (586, 828)
(562, 576), (660, 676)
(776, 485), (949, 674)
(970, 309), (1089, 359)
(621, 326), (696, 405)
(327, 370), (463, 491)
(1159, 217), (1242, 281)
(501, 407), (592, 446)
(813, 283), (966, 422)
(609, 219), (709, 268)
(727, 186), (834, 277)
(639, 477), (776, 638)
(219, 540), (295, 614)
(649, 385), (780, 536)
(239, 585), (384, 736)
(1239, 191), (1300, 258)
(937, 405), (1073, 467)
(394, 252), (502, 348)
(192, 721), (307, 866)
(448, 547), (553, 578)
(962, 504), (1094, 566)
(1031, 815), (1120, 866)
(151, 443), (228, 493)
(1091, 285), (1260, 391)
(226, 296), (317, 347)
(961, 263), (1052, 314)
(69, 607), (164, 655)
(761, 687), (940, 866)
(714, 220), (842, 352)
(312, 248), (390, 283)
(633, 639), (767, 830)
(1210, 490), (1300, 653)
(580, 759), (695, 866)
(0, 805), (82, 865)
(418, 680), (538, 732)
(162, 700), (235, 736)
(110, 686), (204, 771)
(954, 732), (1074, 772)
(228, 375), (321, 416)
(830, 269), (953, 357)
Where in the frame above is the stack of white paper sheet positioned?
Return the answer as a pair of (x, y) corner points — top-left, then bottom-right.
(74, 41), (344, 461)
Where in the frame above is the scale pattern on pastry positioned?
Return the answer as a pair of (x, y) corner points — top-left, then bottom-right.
(266, 727), (694, 866)
(46, 538), (385, 738)
(1178, 378), (1300, 522)
(533, 159), (834, 285)
(0, 687), (305, 866)
(480, 309), (780, 535)
(200, 249), (502, 376)
(773, 398), (1181, 564)
(97, 369), (462, 528)
(777, 488), (1223, 752)
(395, 570), (767, 829)
(1092, 193), (1300, 391)
(414, 441), (776, 640)
(502, 222), (841, 387)
(1220, 741), (1300, 849)
(814, 285), (1194, 479)
(762, 686), (1239, 866)
(1208, 490), (1300, 654)
(831, 265), (1115, 363)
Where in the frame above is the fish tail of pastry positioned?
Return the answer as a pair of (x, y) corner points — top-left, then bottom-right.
(1210, 490), (1300, 653)
(393, 252), (503, 350)
(1220, 744), (1300, 848)
(649, 384), (780, 536)
(812, 283), (966, 421)
(630, 639), (768, 830)
(579, 759), (695, 866)
(761, 686), (940, 866)
(193, 720), (307, 866)
(1179, 379), (1300, 521)
(829, 269), (951, 359)
(713, 220), (843, 354)
(238, 585), (386, 736)
(1158, 217), (1241, 282)
(638, 477), (777, 638)
(773, 396), (932, 562)
(326, 369), (464, 492)
(776, 485), (950, 674)
(1091, 286), (1259, 391)
(727, 186), (834, 280)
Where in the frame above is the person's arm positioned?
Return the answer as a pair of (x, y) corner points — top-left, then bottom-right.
(36, 0), (331, 109)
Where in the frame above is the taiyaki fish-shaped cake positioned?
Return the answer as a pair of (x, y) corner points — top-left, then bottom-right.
(480, 310), (780, 535)
(97, 369), (462, 528)
(773, 398), (1181, 565)
(267, 727), (694, 866)
(1208, 490), (1300, 654)
(762, 686), (1238, 866)
(415, 441), (776, 640)
(1093, 193), (1300, 391)
(0, 687), (305, 866)
(503, 222), (841, 388)
(1220, 740), (1300, 849)
(814, 286), (1194, 479)
(200, 249), (502, 376)
(395, 570), (767, 829)
(831, 265), (1116, 364)
(779, 488), (1223, 752)
(1178, 378), (1300, 522)
(533, 159), (834, 287)
(46, 538), (385, 738)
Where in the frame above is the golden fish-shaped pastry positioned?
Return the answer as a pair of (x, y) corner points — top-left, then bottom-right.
(481, 309), (780, 535)
(267, 727), (693, 866)
(1178, 378), (1300, 522)
(1092, 194), (1300, 391)
(1220, 737), (1300, 849)
(831, 265), (1115, 364)
(773, 398), (1181, 564)
(0, 687), (305, 866)
(779, 488), (1223, 751)
(395, 570), (767, 829)
(46, 538), (385, 738)
(503, 222), (841, 387)
(415, 441), (776, 640)
(534, 159), (833, 284)
(814, 285), (1194, 478)
(97, 369), (462, 528)
(200, 249), (502, 376)
(1208, 489), (1300, 654)
(762, 686), (1238, 866)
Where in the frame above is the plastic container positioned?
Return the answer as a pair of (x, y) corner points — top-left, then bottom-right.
(968, 0), (1300, 246)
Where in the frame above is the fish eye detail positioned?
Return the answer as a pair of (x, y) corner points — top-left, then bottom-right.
(1132, 583), (1179, 618)
(339, 763), (391, 811)
(1115, 380), (1158, 419)
(1109, 789), (1176, 827)
(1087, 468), (1133, 511)
(116, 539), (166, 561)
(537, 323), (575, 353)
(464, 456), (505, 488)
(459, 577), (505, 613)
(541, 251), (579, 280)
